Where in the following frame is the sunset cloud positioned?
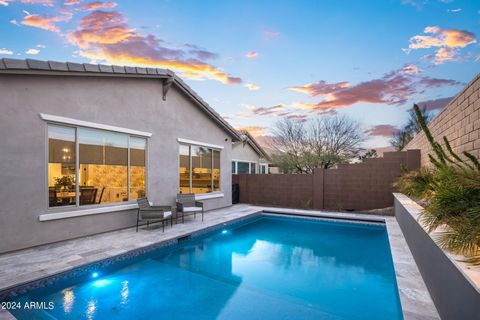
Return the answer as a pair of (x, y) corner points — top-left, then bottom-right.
(246, 51), (258, 58)
(64, 0), (80, 5)
(406, 26), (476, 64)
(416, 96), (452, 111)
(244, 83), (260, 90)
(235, 125), (267, 137)
(67, 10), (246, 85)
(365, 124), (399, 137)
(401, 63), (420, 75)
(21, 10), (72, 32)
(25, 48), (40, 54)
(288, 65), (461, 111)
(0, 0), (11, 6)
(288, 80), (349, 97)
(77, 1), (117, 11)
(433, 47), (458, 64)
(224, 104), (285, 120)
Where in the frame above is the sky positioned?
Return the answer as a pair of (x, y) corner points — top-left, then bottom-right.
(0, 0), (479, 151)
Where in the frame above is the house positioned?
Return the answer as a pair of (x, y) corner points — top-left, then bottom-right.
(232, 130), (271, 174)
(0, 58), (241, 253)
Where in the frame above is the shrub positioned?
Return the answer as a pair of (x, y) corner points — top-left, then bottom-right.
(395, 167), (434, 200)
(397, 104), (480, 264)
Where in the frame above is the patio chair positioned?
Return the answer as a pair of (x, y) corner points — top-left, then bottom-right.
(136, 197), (173, 232)
(80, 187), (97, 205)
(176, 193), (204, 223)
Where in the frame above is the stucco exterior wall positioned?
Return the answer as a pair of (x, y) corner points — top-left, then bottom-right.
(232, 142), (265, 163)
(405, 74), (480, 166)
(0, 74), (233, 253)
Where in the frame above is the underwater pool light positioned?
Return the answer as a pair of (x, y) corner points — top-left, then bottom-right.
(222, 230), (228, 234)
(92, 272), (99, 278)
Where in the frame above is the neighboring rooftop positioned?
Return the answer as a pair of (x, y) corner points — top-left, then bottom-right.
(0, 58), (241, 141)
(238, 130), (272, 161)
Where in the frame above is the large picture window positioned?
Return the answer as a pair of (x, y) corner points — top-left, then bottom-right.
(48, 124), (147, 208)
(179, 144), (221, 194)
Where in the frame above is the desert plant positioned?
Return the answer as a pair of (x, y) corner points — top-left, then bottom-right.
(410, 103), (480, 263)
(394, 167), (434, 200)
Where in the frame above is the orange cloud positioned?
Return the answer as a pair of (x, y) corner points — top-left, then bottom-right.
(77, 1), (117, 11)
(64, 0), (80, 4)
(22, 13), (69, 32)
(67, 10), (246, 85)
(434, 47), (458, 64)
(235, 126), (267, 137)
(246, 51), (258, 58)
(406, 26), (476, 64)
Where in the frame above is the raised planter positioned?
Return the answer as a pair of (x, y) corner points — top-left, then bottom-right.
(394, 193), (480, 320)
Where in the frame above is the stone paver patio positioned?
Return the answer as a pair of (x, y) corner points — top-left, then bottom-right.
(0, 204), (439, 320)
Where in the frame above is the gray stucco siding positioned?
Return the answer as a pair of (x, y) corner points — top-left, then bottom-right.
(0, 74), (233, 253)
(232, 142), (264, 163)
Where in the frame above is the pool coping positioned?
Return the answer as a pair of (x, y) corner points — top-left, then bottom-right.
(0, 206), (439, 320)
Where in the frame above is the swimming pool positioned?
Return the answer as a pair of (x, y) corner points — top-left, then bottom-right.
(7, 215), (403, 319)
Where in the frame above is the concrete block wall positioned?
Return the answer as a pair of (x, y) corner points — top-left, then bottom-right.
(232, 150), (420, 211)
(406, 74), (480, 166)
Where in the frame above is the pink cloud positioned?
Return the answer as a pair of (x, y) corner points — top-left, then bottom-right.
(416, 96), (453, 111)
(365, 125), (399, 137)
(67, 10), (246, 85)
(21, 11), (72, 32)
(64, 0), (80, 5)
(288, 65), (461, 111)
(246, 51), (258, 58)
(76, 1), (117, 11)
(288, 80), (349, 97)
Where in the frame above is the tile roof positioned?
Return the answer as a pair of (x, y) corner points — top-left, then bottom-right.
(0, 58), (240, 141)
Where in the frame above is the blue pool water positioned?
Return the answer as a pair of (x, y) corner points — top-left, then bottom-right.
(9, 216), (403, 319)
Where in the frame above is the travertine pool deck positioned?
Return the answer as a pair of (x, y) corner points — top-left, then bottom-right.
(0, 204), (439, 320)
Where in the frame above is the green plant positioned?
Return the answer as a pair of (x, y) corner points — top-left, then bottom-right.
(394, 167), (434, 200)
(54, 175), (75, 189)
(410, 103), (480, 264)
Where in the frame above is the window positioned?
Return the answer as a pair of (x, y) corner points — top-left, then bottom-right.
(47, 124), (147, 208)
(260, 163), (269, 174)
(237, 162), (250, 174)
(48, 125), (76, 208)
(179, 145), (190, 194)
(129, 137), (146, 200)
(179, 144), (221, 194)
(232, 160), (258, 174)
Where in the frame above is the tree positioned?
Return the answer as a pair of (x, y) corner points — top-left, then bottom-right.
(391, 105), (432, 151)
(358, 149), (378, 162)
(270, 115), (364, 173)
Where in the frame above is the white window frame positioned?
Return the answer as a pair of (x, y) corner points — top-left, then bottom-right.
(260, 163), (269, 174)
(232, 159), (258, 174)
(178, 140), (222, 196)
(45, 122), (148, 211)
